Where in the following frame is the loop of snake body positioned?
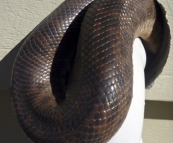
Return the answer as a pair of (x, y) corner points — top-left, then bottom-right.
(11, 0), (169, 142)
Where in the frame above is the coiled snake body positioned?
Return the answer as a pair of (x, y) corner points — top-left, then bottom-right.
(11, 0), (169, 142)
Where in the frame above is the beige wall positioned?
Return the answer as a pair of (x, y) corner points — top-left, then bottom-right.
(0, 0), (172, 142)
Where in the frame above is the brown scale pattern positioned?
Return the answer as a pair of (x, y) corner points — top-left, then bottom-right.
(11, 0), (167, 143)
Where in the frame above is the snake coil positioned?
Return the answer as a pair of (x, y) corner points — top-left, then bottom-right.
(11, 0), (170, 142)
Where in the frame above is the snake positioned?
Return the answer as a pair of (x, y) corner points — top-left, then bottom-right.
(11, 0), (170, 143)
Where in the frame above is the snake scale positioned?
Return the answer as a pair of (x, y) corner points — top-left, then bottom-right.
(11, 0), (169, 142)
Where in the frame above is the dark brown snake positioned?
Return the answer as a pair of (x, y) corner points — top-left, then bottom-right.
(11, 0), (170, 143)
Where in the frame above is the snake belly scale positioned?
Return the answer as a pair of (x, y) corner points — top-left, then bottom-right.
(11, 0), (168, 143)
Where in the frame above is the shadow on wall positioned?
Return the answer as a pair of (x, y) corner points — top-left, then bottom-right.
(0, 33), (32, 142)
(0, 33), (30, 90)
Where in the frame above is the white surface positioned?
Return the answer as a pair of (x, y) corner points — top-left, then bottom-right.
(108, 38), (146, 143)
